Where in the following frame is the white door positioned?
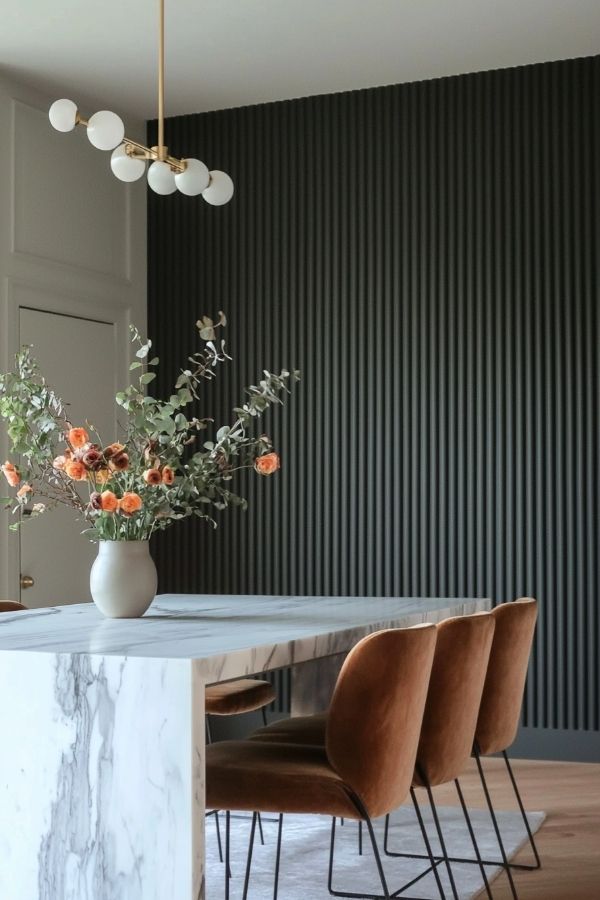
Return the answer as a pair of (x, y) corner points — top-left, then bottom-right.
(19, 308), (117, 607)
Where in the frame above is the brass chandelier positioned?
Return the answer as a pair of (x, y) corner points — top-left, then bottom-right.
(48, 0), (234, 203)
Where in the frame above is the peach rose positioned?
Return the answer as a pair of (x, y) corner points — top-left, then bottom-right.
(1, 461), (20, 488)
(161, 466), (175, 485)
(68, 427), (89, 449)
(16, 483), (32, 499)
(94, 468), (111, 485)
(103, 442), (125, 460)
(143, 468), (162, 486)
(109, 452), (129, 472)
(65, 460), (87, 481)
(53, 455), (68, 471)
(119, 492), (143, 515)
(254, 452), (280, 476)
(100, 490), (119, 513)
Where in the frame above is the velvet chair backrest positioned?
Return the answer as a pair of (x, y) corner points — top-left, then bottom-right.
(0, 601), (27, 612)
(415, 612), (496, 787)
(326, 624), (437, 819)
(475, 598), (538, 755)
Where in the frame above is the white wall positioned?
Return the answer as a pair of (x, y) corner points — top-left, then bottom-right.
(0, 74), (147, 601)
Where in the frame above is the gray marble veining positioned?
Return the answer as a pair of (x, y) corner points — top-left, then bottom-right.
(0, 594), (489, 900)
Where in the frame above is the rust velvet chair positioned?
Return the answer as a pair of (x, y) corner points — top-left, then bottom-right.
(383, 612), (497, 900)
(250, 613), (498, 900)
(206, 624), (439, 900)
(205, 677), (277, 861)
(0, 601), (27, 612)
(468, 598), (540, 875)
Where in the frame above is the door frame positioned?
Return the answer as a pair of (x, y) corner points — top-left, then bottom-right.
(0, 276), (133, 603)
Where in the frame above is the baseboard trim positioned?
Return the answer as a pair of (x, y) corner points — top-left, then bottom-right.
(511, 727), (600, 763)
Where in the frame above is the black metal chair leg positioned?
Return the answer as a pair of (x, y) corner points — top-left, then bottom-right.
(359, 819), (363, 855)
(258, 811), (265, 845)
(409, 788), (446, 900)
(273, 813), (283, 900)
(225, 810), (231, 900)
(213, 809), (224, 863)
(206, 716), (213, 745)
(242, 811), (258, 900)
(261, 705), (269, 727)
(363, 814), (391, 899)
(474, 747), (519, 899)
(502, 750), (541, 869)
(328, 814), (392, 900)
(455, 778), (493, 899)
(423, 781), (460, 900)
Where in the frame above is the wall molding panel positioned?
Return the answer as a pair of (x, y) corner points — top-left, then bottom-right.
(148, 55), (600, 747)
(11, 99), (132, 283)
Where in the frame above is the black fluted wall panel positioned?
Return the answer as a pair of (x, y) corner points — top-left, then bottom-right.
(148, 56), (600, 734)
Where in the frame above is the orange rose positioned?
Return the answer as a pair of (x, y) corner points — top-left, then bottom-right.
(68, 427), (89, 449)
(109, 452), (129, 472)
(119, 492), (143, 515)
(65, 460), (87, 481)
(1, 461), (20, 488)
(103, 442), (125, 460)
(16, 483), (32, 499)
(254, 452), (280, 476)
(100, 490), (119, 513)
(143, 468), (162, 485)
(161, 466), (175, 485)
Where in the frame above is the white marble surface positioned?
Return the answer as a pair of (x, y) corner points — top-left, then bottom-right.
(0, 594), (489, 900)
(0, 593), (487, 665)
(0, 652), (203, 900)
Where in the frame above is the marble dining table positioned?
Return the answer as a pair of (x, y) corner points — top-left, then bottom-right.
(0, 592), (489, 900)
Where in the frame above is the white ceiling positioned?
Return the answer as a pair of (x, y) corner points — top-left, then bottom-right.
(1, 0), (599, 120)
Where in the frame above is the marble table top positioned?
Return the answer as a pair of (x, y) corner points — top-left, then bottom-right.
(0, 594), (487, 666)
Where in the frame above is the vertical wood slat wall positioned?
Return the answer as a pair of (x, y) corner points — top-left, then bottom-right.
(148, 56), (599, 734)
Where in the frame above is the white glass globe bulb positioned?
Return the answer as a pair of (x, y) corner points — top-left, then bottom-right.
(147, 160), (177, 195)
(87, 110), (125, 151)
(174, 158), (210, 196)
(202, 170), (234, 206)
(111, 144), (146, 182)
(49, 99), (78, 133)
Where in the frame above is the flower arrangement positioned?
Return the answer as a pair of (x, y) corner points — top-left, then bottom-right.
(0, 313), (299, 542)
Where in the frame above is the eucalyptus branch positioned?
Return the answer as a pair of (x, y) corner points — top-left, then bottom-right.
(1, 314), (300, 541)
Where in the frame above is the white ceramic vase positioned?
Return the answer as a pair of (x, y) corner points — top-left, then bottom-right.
(90, 540), (157, 618)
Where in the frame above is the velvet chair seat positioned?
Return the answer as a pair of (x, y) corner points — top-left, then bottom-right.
(206, 740), (362, 819)
(0, 601), (27, 612)
(205, 679), (276, 716)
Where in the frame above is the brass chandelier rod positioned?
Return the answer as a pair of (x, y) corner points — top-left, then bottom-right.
(157, 0), (166, 160)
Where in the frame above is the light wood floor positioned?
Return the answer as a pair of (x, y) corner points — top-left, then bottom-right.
(430, 758), (600, 899)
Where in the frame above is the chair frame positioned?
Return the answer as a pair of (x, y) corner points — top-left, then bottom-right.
(224, 783), (449, 900)
(382, 744), (544, 900)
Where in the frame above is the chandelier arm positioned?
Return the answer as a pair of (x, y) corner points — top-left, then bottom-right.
(72, 112), (187, 172)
